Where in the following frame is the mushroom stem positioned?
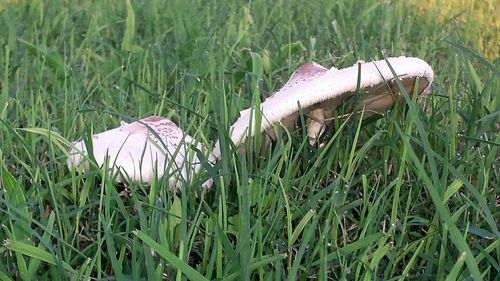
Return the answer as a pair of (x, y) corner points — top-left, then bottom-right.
(307, 108), (326, 145)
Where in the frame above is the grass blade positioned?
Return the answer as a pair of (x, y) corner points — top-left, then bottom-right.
(2, 240), (74, 272)
(135, 230), (209, 281)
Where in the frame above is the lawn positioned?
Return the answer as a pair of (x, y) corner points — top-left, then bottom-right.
(0, 0), (498, 280)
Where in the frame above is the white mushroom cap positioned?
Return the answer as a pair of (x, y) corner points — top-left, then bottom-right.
(212, 56), (433, 158)
(67, 116), (212, 188)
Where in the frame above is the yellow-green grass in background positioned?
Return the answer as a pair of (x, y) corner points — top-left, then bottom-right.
(409, 0), (499, 59)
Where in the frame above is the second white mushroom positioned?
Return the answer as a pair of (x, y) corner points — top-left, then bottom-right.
(67, 116), (212, 188)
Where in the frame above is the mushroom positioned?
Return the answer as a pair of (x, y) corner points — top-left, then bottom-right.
(68, 57), (433, 189)
(212, 56), (433, 158)
(67, 116), (212, 188)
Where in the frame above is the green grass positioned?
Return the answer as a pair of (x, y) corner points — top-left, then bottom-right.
(0, 0), (498, 280)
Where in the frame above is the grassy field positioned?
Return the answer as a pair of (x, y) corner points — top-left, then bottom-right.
(0, 0), (498, 280)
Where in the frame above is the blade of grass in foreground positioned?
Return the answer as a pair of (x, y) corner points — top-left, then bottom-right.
(386, 58), (483, 280)
(135, 230), (209, 281)
(394, 124), (482, 280)
(2, 240), (74, 272)
(445, 252), (467, 281)
(236, 156), (251, 281)
(221, 253), (287, 281)
(2, 164), (31, 280)
(312, 232), (384, 266)
(0, 270), (13, 281)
